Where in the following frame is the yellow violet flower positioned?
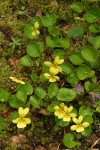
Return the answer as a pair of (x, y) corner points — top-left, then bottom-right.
(71, 116), (90, 133)
(54, 103), (76, 121)
(13, 107), (31, 128)
(10, 76), (25, 84)
(44, 56), (64, 74)
(44, 72), (59, 82)
(32, 22), (40, 36)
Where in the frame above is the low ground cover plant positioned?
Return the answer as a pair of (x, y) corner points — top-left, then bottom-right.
(0, 0), (100, 149)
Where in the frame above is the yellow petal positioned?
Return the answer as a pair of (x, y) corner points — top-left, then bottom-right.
(63, 115), (71, 122)
(10, 76), (25, 84)
(13, 118), (19, 124)
(64, 106), (68, 112)
(82, 122), (89, 128)
(24, 118), (31, 124)
(68, 106), (73, 113)
(76, 125), (84, 132)
(58, 59), (64, 64)
(17, 122), (27, 128)
(54, 106), (60, 110)
(18, 107), (29, 117)
(34, 22), (39, 29)
(71, 125), (77, 131)
(54, 56), (64, 65)
(78, 116), (83, 124)
(44, 73), (51, 79)
(72, 117), (78, 124)
(56, 66), (62, 72)
(50, 67), (59, 74)
(32, 31), (36, 36)
(35, 30), (40, 35)
(54, 56), (60, 64)
(44, 61), (52, 67)
(60, 103), (65, 109)
(70, 113), (77, 118)
(49, 75), (59, 82)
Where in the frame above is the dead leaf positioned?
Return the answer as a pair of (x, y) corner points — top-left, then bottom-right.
(8, 56), (19, 69)
(35, 145), (46, 150)
(9, 134), (26, 146)
(60, 24), (73, 32)
(39, 108), (51, 115)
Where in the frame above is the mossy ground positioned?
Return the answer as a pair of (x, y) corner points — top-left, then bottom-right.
(0, 0), (100, 150)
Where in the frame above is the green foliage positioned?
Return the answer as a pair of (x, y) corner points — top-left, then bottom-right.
(41, 12), (57, 27)
(81, 46), (99, 62)
(29, 95), (42, 108)
(76, 64), (95, 80)
(0, 88), (10, 102)
(57, 88), (76, 101)
(60, 62), (73, 74)
(0, 117), (6, 130)
(27, 42), (44, 57)
(1, 7), (100, 149)
(85, 6), (100, 23)
(79, 106), (93, 117)
(16, 83), (33, 102)
(35, 87), (46, 99)
(48, 83), (59, 98)
(70, 2), (83, 13)
(20, 55), (33, 66)
(69, 53), (84, 65)
(63, 133), (81, 148)
(68, 26), (85, 38)
(9, 95), (25, 108)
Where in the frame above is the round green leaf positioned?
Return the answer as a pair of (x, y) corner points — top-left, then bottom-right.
(20, 55), (32, 66)
(67, 70), (79, 87)
(81, 46), (99, 62)
(85, 6), (100, 23)
(93, 36), (100, 49)
(59, 38), (70, 49)
(35, 87), (46, 99)
(31, 72), (37, 82)
(41, 12), (57, 27)
(81, 126), (92, 137)
(96, 105), (100, 112)
(53, 49), (66, 58)
(83, 115), (93, 124)
(63, 133), (78, 148)
(68, 26), (84, 38)
(77, 64), (95, 80)
(0, 88), (10, 102)
(9, 95), (25, 108)
(70, 2), (83, 13)
(57, 88), (76, 101)
(79, 106), (93, 116)
(89, 24), (100, 33)
(24, 23), (38, 39)
(69, 53), (84, 65)
(16, 88), (27, 102)
(84, 81), (91, 92)
(29, 95), (41, 108)
(48, 26), (60, 37)
(46, 36), (56, 48)
(27, 43), (41, 57)
(60, 62), (73, 74)
(48, 83), (59, 98)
